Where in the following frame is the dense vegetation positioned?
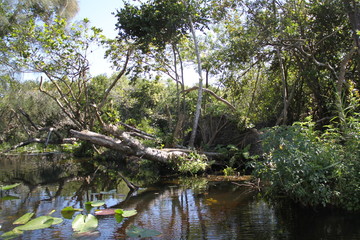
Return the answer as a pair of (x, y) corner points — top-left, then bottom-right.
(1, 0), (360, 211)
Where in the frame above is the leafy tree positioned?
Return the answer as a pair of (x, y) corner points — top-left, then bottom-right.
(115, 0), (214, 147)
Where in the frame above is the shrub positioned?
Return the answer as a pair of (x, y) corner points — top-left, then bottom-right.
(251, 117), (360, 211)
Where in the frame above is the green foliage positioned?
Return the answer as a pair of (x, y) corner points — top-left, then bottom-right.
(251, 114), (360, 211)
(16, 216), (63, 231)
(115, 0), (207, 52)
(223, 166), (236, 176)
(1, 212), (63, 239)
(172, 152), (210, 175)
(0, 183), (20, 191)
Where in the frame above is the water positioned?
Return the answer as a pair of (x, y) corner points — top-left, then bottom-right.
(1, 154), (360, 239)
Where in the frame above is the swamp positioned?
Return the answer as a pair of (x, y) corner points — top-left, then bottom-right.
(1, 154), (360, 239)
(1, 0), (360, 239)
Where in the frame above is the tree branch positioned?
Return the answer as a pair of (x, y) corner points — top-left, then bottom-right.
(182, 87), (236, 111)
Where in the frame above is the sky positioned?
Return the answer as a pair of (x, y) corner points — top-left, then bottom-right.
(73, 0), (122, 77)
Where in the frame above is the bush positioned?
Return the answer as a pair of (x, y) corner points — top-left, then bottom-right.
(251, 117), (360, 211)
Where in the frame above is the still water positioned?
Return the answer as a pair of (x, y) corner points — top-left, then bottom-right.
(1, 154), (360, 239)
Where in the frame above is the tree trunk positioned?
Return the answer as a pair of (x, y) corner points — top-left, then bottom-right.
(70, 129), (186, 163)
(188, 12), (204, 148)
(69, 127), (225, 163)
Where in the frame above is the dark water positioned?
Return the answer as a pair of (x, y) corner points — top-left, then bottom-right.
(1, 154), (360, 240)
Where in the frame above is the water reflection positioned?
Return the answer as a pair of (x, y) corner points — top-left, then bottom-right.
(112, 180), (285, 239)
(1, 155), (360, 240)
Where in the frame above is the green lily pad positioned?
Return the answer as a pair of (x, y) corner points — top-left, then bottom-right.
(91, 201), (105, 207)
(61, 206), (83, 218)
(13, 212), (34, 225)
(16, 216), (63, 231)
(114, 209), (137, 217)
(72, 214), (98, 233)
(50, 217), (64, 225)
(114, 209), (123, 215)
(61, 206), (83, 212)
(122, 209), (137, 218)
(1, 228), (23, 239)
(85, 200), (105, 207)
(0, 183), (21, 191)
(126, 225), (161, 238)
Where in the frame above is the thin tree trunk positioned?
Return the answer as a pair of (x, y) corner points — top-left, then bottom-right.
(188, 14), (204, 148)
(276, 47), (289, 125)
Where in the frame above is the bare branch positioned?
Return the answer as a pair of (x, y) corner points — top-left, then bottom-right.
(182, 87), (236, 111)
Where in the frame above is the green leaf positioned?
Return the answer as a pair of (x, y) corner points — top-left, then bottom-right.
(85, 200), (105, 207)
(13, 212), (34, 225)
(1, 228), (23, 239)
(1, 195), (20, 201)
(50, 217), (63, 225)
(61, 206), (83, 219)
(72, 214), (98, 233)
(122, 209), (137, 218)
(126, 226), (161, 238)
(90, 201), (105, 207)
(115, 214), (124, 223)
(16, 216), (54, 231)
(114, 209), (124, 215)
(61, 206), (83, 212)
(1, 183), (21, 191)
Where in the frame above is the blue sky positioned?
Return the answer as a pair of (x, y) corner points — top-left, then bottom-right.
(75, 0), (121, 39)
(73, 0), (122, 76)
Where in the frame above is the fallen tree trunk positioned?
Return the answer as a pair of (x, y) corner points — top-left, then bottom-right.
(70, 129), (226, 163)
(70, 129), (188, 163)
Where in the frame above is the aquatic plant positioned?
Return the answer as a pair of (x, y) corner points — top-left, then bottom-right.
(0, 203), (142, 239)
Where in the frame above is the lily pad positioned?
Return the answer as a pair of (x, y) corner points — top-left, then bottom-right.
(94, 209), (116, 215)
(72, 214), (98, 233)
(85, 200), (105, 207)
(13, 212), (34, 225)
(61, 206), (83, 212)
(61, 206), (83, 218)
(0, 183), (21, 191)
(114, 209), (123, 215)
(121, 209), (137, 218)
(126, 226), (161, 238)
(16, 216), (62, 231)
(1, 228), (23, 239)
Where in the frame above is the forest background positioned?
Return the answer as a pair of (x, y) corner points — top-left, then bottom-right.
(1, 0), (360, 211)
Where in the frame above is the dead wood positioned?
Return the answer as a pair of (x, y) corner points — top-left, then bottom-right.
(70, 128), (225, 163)
(70, 129), (183, 163)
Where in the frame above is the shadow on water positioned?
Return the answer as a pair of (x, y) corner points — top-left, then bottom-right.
(1, 155), (360, 239)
